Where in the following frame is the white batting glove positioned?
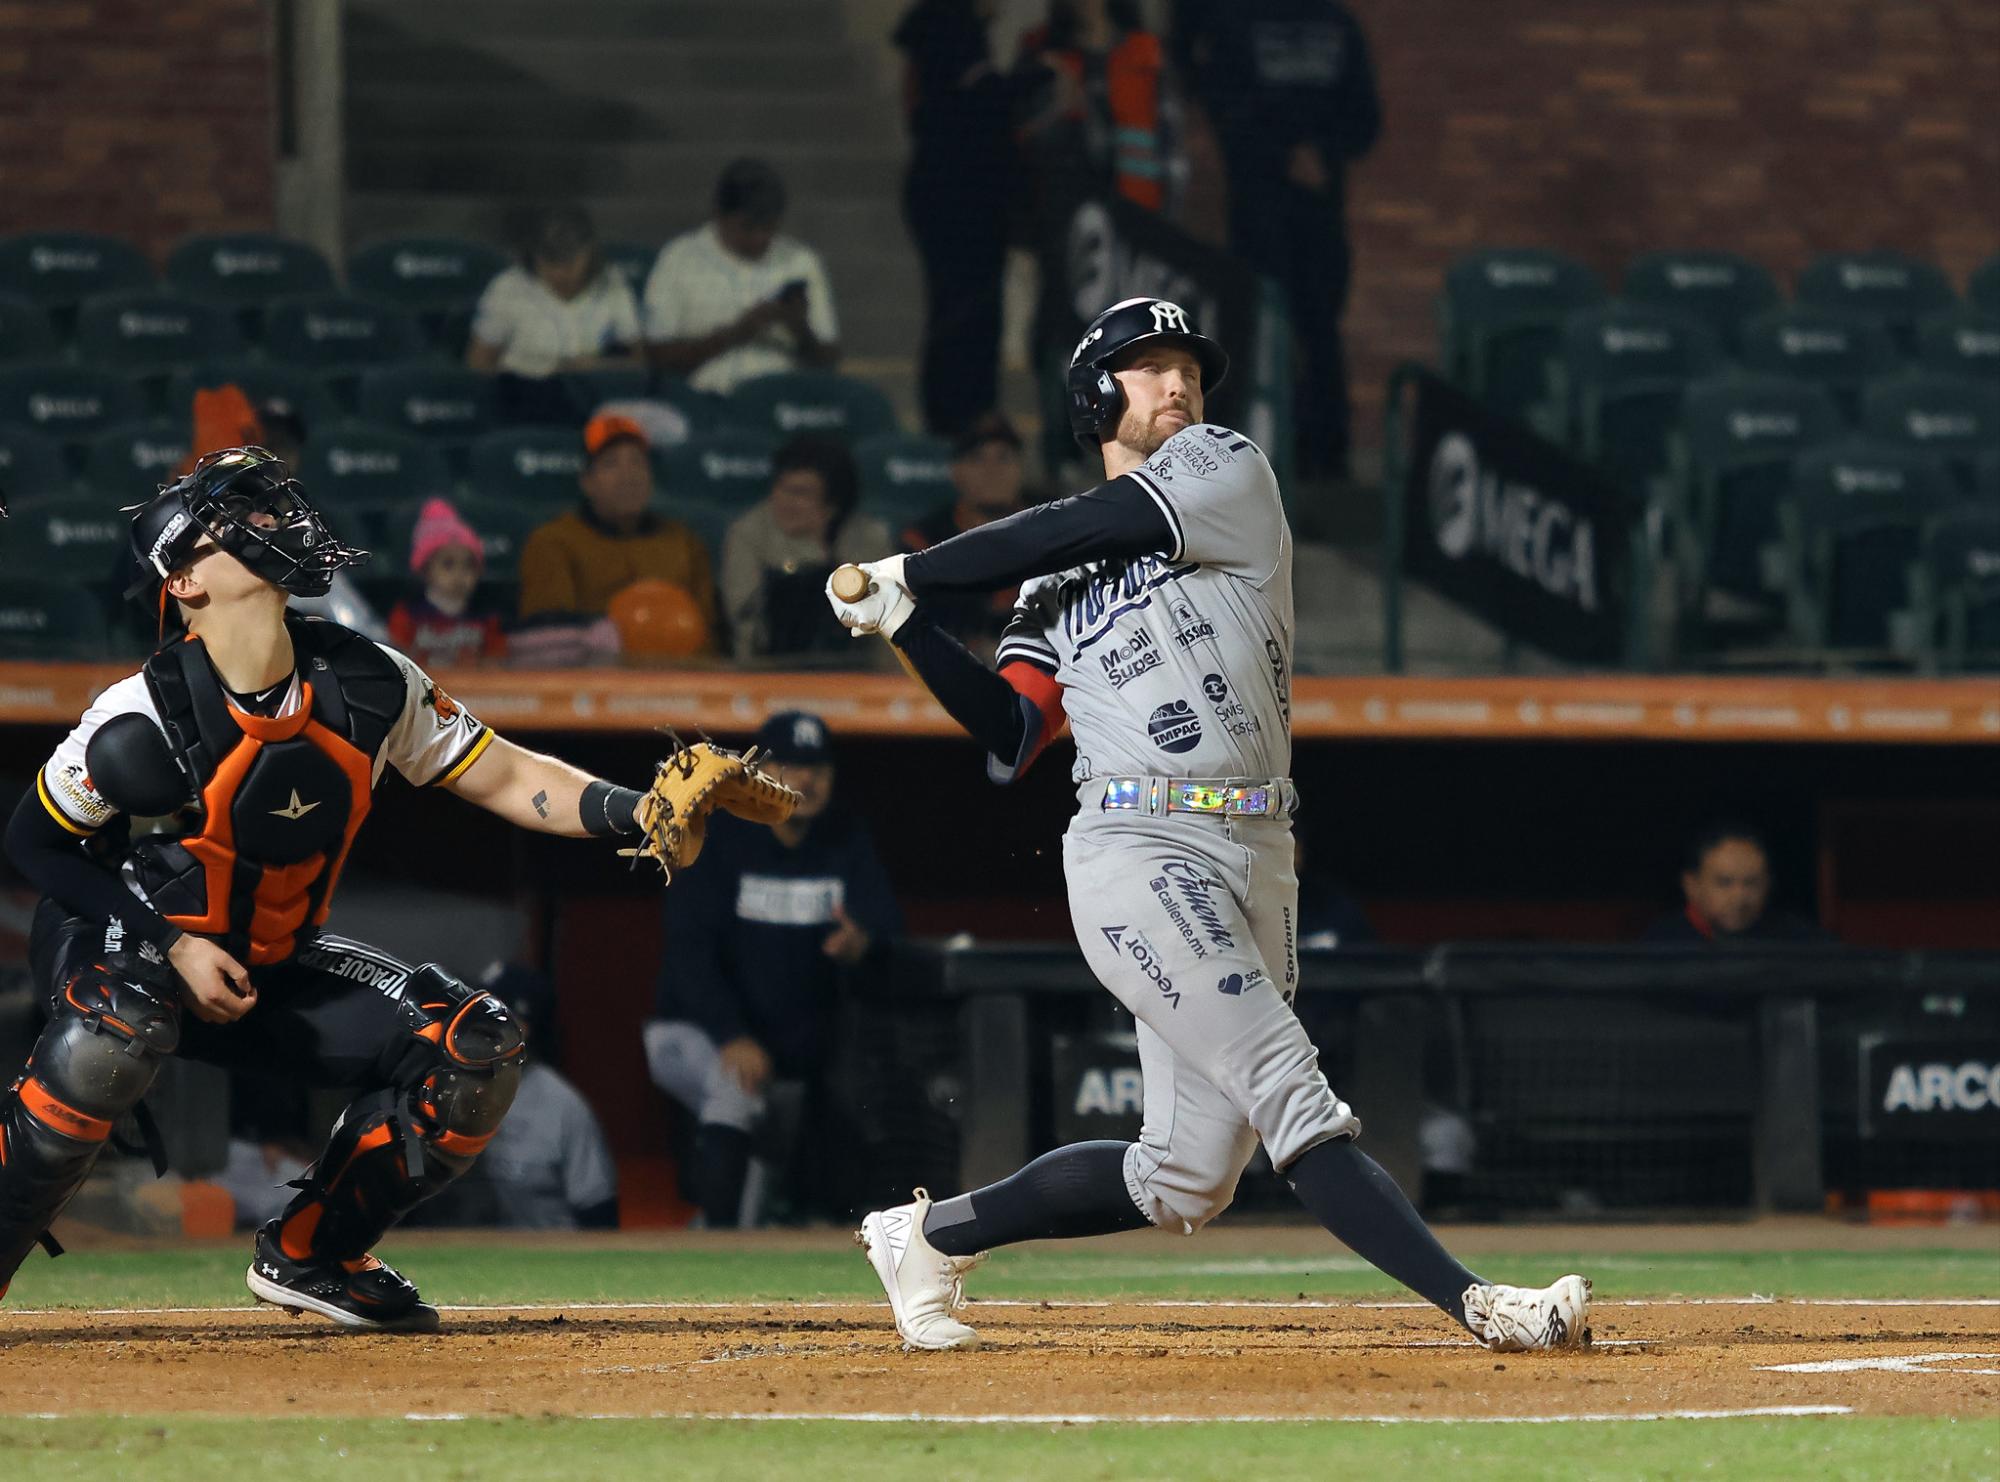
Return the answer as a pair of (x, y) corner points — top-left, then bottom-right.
(824, 554), (916, 640)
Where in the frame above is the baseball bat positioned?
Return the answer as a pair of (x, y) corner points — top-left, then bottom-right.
(830, 563), (872, 602)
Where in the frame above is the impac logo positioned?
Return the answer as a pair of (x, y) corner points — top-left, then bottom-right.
(1146, 699), (1203, 755)
(1426, 431), (1600, 610)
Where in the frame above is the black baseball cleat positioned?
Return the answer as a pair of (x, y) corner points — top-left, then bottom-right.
(245, 1221), (441, 1332)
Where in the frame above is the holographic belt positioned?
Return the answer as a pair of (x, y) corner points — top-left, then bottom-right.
(1099, 777), (1296, 819)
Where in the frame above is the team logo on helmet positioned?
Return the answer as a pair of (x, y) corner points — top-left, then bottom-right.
(1149, 301), (1192, 334)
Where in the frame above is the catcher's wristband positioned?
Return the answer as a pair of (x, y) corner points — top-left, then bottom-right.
(581, 781), (644, 837)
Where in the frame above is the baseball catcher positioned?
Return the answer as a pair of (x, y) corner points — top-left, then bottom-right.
(830, 298), (1591, 1353)
(0, 447), (795, 1329)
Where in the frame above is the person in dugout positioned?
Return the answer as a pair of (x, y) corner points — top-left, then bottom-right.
(0, 447), (668, 1331)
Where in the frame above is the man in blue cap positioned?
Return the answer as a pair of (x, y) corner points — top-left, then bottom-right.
(643, 711), (901, 1226)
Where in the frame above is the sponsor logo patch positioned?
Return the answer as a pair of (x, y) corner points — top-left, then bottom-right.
(1099, 925), (1180, 1008)
(1154, 859), (1235, 952)
(1146, 699), (1203, 755)
(1099, 628), (1163, 688)
(1167, 595), (1215, 650)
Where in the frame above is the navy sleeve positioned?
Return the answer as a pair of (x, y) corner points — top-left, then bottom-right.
(890, 612), (1033, 762)
(841, 822), (903, 942)
(4, 788), (180, 952)
(656, 835), (748, 1045)
(901, 475), (1172, 594)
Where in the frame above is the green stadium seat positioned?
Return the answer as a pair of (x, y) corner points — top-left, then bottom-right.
(727, 371), (898, 442)
(1738, 306), (1900, 421)
(299, 420), (454, 547)
(165, 233), (335, 311)
(0, 232), (153, 316)
(561, 365), (654, 417)
(165, 358), (344, 433)
(1621, 251), (1780, 352)
(467, 426), (586, 505)
(1915, 309), (2000, 386)
(1675, 374), (1843, 605)
(855, 430), (955, 524)
(0, 293), (57, 365)
(73, 291), (244, 377)
(1910, 506), (2000, 672)
(1438, 248), (1604, 433)
(0, 424), (69, 503)
(657, 496), (736, 565)
(356, 365), (498, 446)
(599, 241), (657, 297)
(1780, 439), (1959, 652)
(1971, 255), (2000, 317)
(1795, 252), (1957, 352)
(347, 237), (511, 354)
(260, 293), (424, 373)
(1860, 373), (2000, 494)
(0, 362), (147, 451)
(81, 418), (193, 503)
(657, 429), (776, 506)
(1559, 303), (1723, 497)
(8, 493), (134, 582)
(1977, 448), (2000, 502)
(0, 578), (110, 659)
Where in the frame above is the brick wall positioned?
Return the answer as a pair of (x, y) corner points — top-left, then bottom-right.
(1336, 0), (2000, 441)
(0, 0), (276, 261)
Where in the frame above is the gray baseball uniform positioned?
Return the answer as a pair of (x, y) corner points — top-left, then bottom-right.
(1001, 424), (1358, 1233)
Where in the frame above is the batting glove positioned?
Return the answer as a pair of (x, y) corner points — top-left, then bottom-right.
(825, 554), (916, 640)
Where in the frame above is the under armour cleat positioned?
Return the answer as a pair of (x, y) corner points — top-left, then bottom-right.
(855, 1187), (987, 1351)
(1462, 1274), (1592, 1352)
(245, 1220), (440, 1333)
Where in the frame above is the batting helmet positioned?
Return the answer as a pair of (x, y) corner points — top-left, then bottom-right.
(124, 445), (367, 603)
(1065, 296), (1229, 446)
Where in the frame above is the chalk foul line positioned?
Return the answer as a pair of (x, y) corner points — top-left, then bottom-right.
(392, 1405), (1855, 1426)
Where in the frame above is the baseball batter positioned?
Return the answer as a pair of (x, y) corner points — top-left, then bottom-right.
(829, 297), (1590, 1353)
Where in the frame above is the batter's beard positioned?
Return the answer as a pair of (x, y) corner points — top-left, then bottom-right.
(1115, 406), (1187, 461)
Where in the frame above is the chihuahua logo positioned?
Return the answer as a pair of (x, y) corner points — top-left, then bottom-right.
(423, 682), (461, 728)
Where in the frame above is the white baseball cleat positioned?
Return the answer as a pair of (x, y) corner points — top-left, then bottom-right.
(855, 1187), (988, 1351)
(1462, 1274), (1593, 1352)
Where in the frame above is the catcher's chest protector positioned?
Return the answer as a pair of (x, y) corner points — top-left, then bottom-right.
(134, 616), (406, 967)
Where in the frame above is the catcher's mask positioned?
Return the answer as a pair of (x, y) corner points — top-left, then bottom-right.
(1065, 296), (1229, 450)
(125, 446), (367, 608)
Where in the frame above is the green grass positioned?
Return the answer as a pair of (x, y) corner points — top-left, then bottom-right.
(0, 1416), (1991, 1482)
(5, 1242), (1994, 1310)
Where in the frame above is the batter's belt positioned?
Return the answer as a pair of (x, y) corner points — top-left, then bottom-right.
(1088, 776), (1298, 820)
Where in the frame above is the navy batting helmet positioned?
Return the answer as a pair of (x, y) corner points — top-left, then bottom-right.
(1065, 296), (1229, 447)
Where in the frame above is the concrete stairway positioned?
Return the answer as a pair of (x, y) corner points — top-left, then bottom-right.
(342, 0), (922, 413)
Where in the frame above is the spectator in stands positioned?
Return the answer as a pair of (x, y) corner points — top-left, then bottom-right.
(900, 412), (1030, 655)
(720, 434), (892, 662)
(1175, 0), (1380, 480)
(387, 498), (508, 669)
(644, 711), (901, 1227)
(466, 205), (643, 425)
(517, 413), (717, 641)
(1018, 0), (1174, 213)
(893, 0), (1031, 437)
(475, 964), (618, 1230)
(642, 160), (839, 395)
(1643, 820), (1830, 944)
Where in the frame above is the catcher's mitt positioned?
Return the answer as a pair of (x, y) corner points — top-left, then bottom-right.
(623, 739), (800, 880)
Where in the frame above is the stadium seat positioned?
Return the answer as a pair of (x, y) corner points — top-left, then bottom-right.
(1438, 248), (1604, 433)
(1795, 252), (1957, 352)
(259, 293), (424, 373)
(356, 364), (498, 448)
(467, 426), (587, 506)
(1977, 448), (2000, 502)
(1780, 439), (1959, 653)
(165, 233), (336, 319)
(1558, 303), (1723, 497)
(1674, 374), (1844, 605)
(0, 362), (147, 451)
(657, 496), (737, 566)
(1620, 250), (1780, 352)
(727, 371), (899, 442)
(561, 365), (654, 418)
(299, 420), (454, 547)
(0, 231), (153, 316)
(0, 578), (110, 659)
(165, 358), (343, 434)
(599, 241), (657, 296)
(855, 430), (955, 523)
(1859, 373), (2000, 493)
(1915, 309), (2000, 385)
(1971, 255), (2000, 317)
(0, 293), (57, 365)
(73, 291), (243, 377)
(1738, 306), (1900, 421)
(81, 418), (194, 503)
(1909, 506), (2000, 672)
(7, 492), (135, 582)
(347, 237), (510, 353)
(657, 429), (776, 505)
(0, 424), (70, 503)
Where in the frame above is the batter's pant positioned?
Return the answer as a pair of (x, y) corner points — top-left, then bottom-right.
(1063, 804), (1359, 1234)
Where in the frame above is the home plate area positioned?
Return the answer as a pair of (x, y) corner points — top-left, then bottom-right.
(1, 1298), (1994, 1424)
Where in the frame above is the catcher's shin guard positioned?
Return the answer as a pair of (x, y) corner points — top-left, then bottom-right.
(274, 964), (523, 1262)
(0, 966), (179, 1291)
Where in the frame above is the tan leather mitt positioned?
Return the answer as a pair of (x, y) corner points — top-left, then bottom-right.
(623, 740), (800, 881)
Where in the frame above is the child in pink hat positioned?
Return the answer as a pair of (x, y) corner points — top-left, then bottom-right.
(387, 498), (508, 668)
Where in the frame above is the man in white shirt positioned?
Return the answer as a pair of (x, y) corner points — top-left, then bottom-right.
(643, 159), (840, 394)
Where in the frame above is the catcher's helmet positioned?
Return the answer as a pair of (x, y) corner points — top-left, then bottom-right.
(1065, 296), (1229, 447)
(125, 445), (367, 603)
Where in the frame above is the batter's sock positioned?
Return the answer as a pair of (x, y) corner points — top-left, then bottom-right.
(1285, 1137), (1484, 1327)
(923, 1140), (1151, 1256)
(693, 1124), (751, 1229)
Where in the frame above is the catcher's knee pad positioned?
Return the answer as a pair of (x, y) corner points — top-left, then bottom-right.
(401, 963), (525, 1164)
